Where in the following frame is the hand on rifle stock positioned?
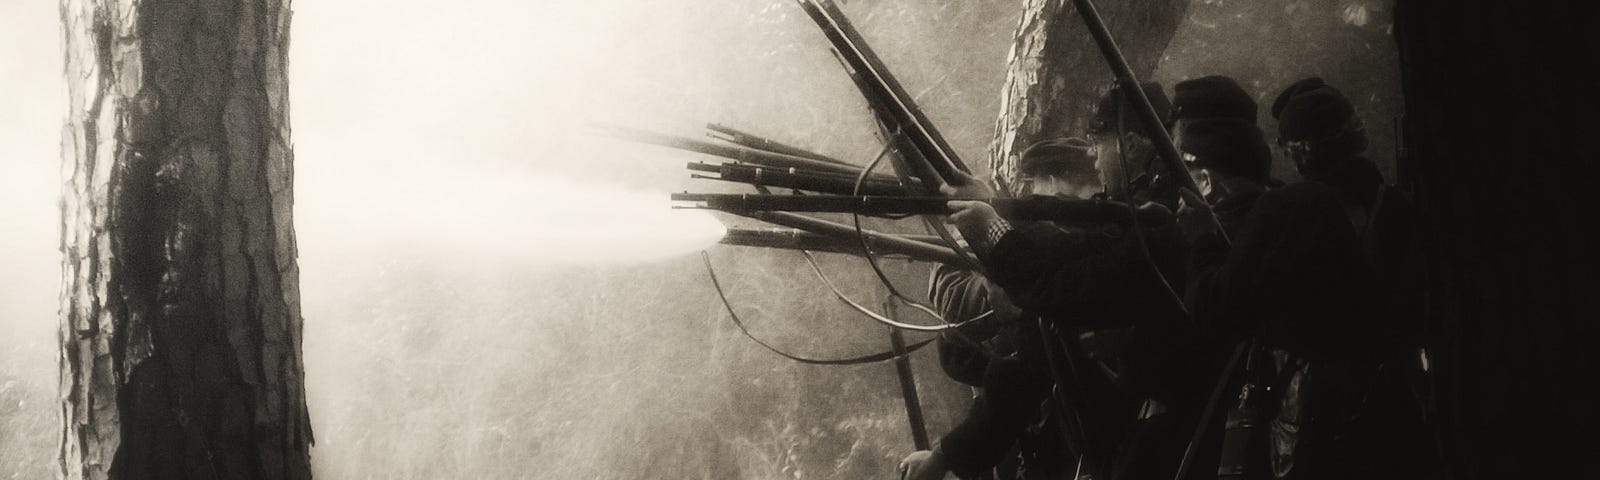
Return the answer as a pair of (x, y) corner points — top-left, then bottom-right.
(940, 171), (1001, 236)
(938, 170), (996, 199)
(946, 200), (1000, 237)
(1175, 187), (1216, 243)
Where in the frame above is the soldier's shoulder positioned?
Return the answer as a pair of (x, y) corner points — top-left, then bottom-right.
(1256, 180), (1344, 213)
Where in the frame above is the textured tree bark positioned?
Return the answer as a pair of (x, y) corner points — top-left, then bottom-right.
(988, 0), (1188, 189)
(1393, 1), (1595, 479)
(58, 0), (311, 479)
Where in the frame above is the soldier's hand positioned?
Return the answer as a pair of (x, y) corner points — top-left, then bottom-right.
(898, 448), (951, 480)
(1176, 187), (1217, 242)
(938, 171), (996, 199)
(946, 200), (999, 235)
(1136, 200), (1173, 217)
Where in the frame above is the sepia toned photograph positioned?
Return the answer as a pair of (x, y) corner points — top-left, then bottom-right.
(1, 0), (1591, 478)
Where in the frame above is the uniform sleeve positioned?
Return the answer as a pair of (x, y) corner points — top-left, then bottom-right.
(939, 348), (1054, 478)
(929, 266), (1050, 476)
(983, 221), (1186, 326)
(928, 266), (1018, 386)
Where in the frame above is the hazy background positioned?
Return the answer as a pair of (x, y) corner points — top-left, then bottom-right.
(3, 0), (1397, 477)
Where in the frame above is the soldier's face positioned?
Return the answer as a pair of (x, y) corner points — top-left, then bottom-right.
(1172, 119), (1213, 197)
(1093, 133), (1151, 197)
(1024, 173), (1099, 199)
(1188, 165), (1215, 198)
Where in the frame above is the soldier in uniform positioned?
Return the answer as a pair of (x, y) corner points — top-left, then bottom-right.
(1089, 75), (1280, 480)
(1168, 75), (1275, 238)
(909, 83), (1193, 480)
(1176, 77), (1435, 479)
(1161, 75), (1280, 480)
(900, 137), (1117, 480)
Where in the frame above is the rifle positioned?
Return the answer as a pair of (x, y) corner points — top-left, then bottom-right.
(720, 228), (955, 264)
(595, 123), (902, 183)
(797, 0), (971, 184)
(687, 162), (912, 196)
(674, 193), (1170, 227)
(705, 123), (846, 166)
(798, 0), (983, 269)
(717, 210), (968, 266)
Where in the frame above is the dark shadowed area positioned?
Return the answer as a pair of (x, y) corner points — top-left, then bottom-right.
(1, 0), (1398, 477)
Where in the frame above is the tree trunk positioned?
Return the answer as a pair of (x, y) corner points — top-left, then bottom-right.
(989, 0), (1188, 189)
(58, 0), (311, 479)
(1393, 1), (1596, 479)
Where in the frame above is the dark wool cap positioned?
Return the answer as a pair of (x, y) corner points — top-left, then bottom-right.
(1089, 82), (1171, 135)
(1018, 137), (1095, 177)
(1273, 77), (1359, 142)
(1177, 118), (1272, 182)
(1271, 77), (1329, 118)
(1171, 75), (1258, 123)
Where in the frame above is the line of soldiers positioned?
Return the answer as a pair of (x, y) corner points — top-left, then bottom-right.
(897, 77), (1437, 480)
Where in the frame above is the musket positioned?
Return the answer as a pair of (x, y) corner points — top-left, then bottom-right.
(798, 0), (984, 270)
(687, 162), (912, 196)
(716, 210), (968, 266)
(595, 123), (902, 183)
(719, 228), (955, 264)
(674, 193), (1170, 227)
(705, 123), (848, 166)
(797, 0), (972, 184)
(724, 227), (942, 247)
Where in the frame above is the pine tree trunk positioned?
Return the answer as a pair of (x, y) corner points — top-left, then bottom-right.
(58, 0), (311, 478)
(989, 0), (1188, 189)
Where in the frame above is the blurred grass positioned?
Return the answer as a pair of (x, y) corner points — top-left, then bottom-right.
(1, 361), (54, 479)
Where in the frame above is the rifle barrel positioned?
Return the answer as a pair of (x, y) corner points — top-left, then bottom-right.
(705, 123), (847, 166)
(719, 228), (954, 264)
(691, 163), (912, 196)
(719, 210), (967, 265)
(799, 0), (971, 181)
(676, 193), (1161, 226)
(597, 123), (900, 182)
